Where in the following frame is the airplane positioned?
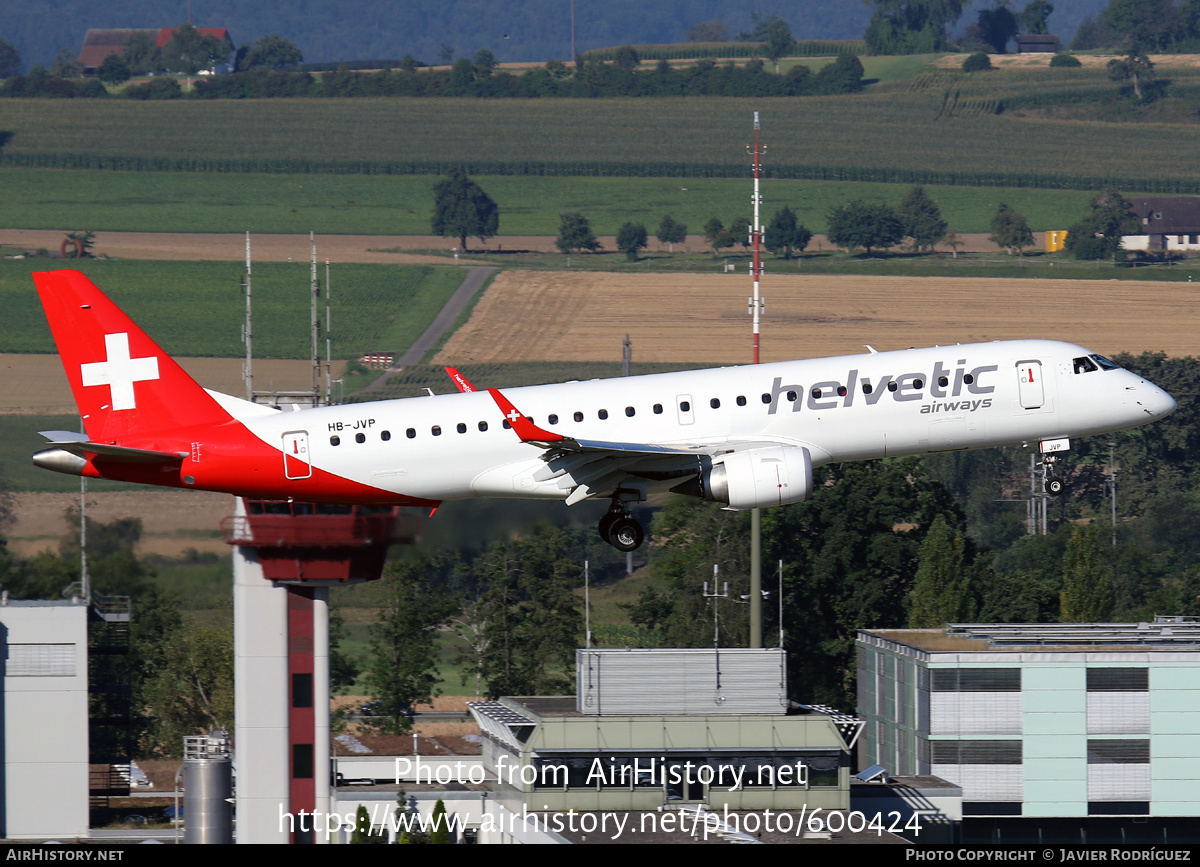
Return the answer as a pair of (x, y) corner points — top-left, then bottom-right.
(32, 270), (1177, 552)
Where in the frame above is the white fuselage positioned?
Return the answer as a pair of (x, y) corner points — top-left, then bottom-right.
(236, 339), (1175, 507)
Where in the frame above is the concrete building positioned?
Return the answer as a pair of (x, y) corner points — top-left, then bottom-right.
(0, 599), (90, 840)
(857, 621), (1200, 843)
(469, 649), (861, 816)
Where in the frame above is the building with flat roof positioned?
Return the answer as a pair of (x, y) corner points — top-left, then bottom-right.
(857, 620), (1200, 843)
(469, 649), (862, 815)
(0, 599), (90, 840)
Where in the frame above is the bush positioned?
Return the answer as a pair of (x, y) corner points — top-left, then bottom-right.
(1071, 236), (1109, 260)
(962, 52), (992, 72)
(1049, 53), (1082, 68)
(125, 78), (182, 100)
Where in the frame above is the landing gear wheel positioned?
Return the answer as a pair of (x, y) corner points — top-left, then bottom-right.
(597, 511), (620, 543)
(1046, 478), (1065, 496)
(606, 516), (644, 552)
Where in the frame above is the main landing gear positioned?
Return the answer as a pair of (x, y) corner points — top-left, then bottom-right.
(598, 495), (646, 552)
(1042, 455), (1067, 497)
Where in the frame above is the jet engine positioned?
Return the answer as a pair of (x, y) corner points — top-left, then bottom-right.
(672, 445), (813, 510)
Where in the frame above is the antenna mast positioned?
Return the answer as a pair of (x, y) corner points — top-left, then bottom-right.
(243, 232), (252, 401)
(749, 111), (765, 365)
(310, 233), (320, 404)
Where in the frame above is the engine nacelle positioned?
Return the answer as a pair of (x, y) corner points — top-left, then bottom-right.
(677, 446), (813, 510)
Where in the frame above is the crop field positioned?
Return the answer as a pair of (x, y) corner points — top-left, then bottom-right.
(434, 269), (1200, 366)
(0, 167), (1098, 237)
(0, 259), (464, 358)
(3, 74), (1200, 189)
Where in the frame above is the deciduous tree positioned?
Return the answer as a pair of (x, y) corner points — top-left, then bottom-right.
(989, 202), (1034, 255)
(122, 31), (163, 76)
(764, 17), (794, 70)
(161, 23), (230, 76)
(555, 212), (600, 253)
(826, 200), (903, 255)
(242, 34), (303, 70)
(363, 559), (455, 735)
(97, 53), (131, 84)
(1018, 0), (1055, 34)
(616, 221), (648, 259)
(0, 39), (22, 78)
(656, 214), (687, 252)
(1065, 187), (1137, 260)
(431, 168), (499, 250)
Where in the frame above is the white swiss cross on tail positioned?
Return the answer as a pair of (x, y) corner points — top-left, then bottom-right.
(79, 332), (160, 411)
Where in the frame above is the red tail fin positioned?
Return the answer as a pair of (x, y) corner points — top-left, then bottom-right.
(34, 270), (232, 443)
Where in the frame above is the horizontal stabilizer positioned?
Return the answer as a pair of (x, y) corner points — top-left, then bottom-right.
(38, 431), (185, 463)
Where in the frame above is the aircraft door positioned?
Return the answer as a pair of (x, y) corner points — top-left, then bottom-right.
(282, 430), (312, 480)
(1016, 361), (1044, 409)
(676, 394), (695, 425)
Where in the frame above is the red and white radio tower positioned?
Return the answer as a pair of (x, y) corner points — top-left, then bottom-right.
(749, 111), (765, 365)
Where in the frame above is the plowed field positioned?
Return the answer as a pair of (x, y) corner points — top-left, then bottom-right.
(434, 270), (1196, 365)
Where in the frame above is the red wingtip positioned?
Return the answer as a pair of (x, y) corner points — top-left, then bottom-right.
(487, 388), (563, 443)
(445, 367), (476, 393)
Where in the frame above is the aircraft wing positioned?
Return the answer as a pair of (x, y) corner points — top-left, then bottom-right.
(485, 388), (777, 505)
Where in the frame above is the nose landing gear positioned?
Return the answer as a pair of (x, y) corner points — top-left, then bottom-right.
(1042, 455), (1066, 496)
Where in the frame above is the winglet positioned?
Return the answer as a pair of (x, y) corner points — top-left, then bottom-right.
(446, 367), (476, 393)
(487, 388), (564, 444)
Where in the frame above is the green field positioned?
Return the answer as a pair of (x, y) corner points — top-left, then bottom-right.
(2, 74), (1200, 189)
(0, 259), (464, 357)
(0, 167), (1099, 236)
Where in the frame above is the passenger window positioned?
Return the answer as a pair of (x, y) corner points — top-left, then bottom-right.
(736, 396), (746, 406)
(679, 401), (690, 412)
(887, 382), (898, 392)
(355, 433), (365, 443)
(503, 419), (511, 429)
(406, 428), (416, 439)
(938, 376), (949, 387)
(710, 398), (720, 409)
(330, 436), (340, 446)
(811, 388), (822, 399)
(862, 383), (873, 394)
(457, 423), (467, 433)
(761, 393), (771, 404)
(432, 426), (442, 436)
(964, 373), (974, 384)
(598, 409), (609, 420)
(625, 407), (635, 417)
(653, 404), (663, 414)
(478, 421), (488, 432)
(381, 430), (391, 441)
(836, 386), (847, 397)
(786, 391), (797, 402)
(574, 412), (584, 422)
(548, 414), (559, 425)
(913, 379), (924, 389)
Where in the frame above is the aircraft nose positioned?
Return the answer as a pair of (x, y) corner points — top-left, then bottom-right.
(1134, 379), (1176, 420)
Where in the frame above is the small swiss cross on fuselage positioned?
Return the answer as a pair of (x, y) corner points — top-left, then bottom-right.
(506, 409), (522, 422)
(79, 332), (160, 411)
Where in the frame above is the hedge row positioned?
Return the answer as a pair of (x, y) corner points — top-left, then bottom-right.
(581, 40), (866, 61)
(5, 150), (1200, 193)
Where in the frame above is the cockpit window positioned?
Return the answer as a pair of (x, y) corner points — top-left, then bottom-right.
(1090, 354), (1120, 371)
(1073, 356), (1098, 374)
